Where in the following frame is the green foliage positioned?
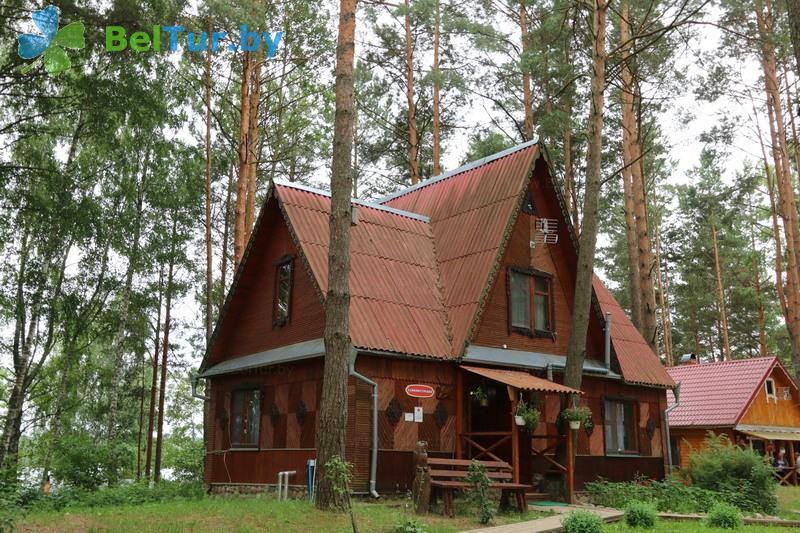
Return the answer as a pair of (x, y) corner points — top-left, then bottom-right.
(392, 517), (428, 533)
(624, 501), (657, 529)
(466, 460), (495, 525)
(516, 401), (541, 432)
(324, 456), (353, 512)
(48, 431), (131, 490)
(705, 502), (743, 529)
(684, 434), (777, 514)
(560, 510), (604, 533)
(560, 406), (592, 425)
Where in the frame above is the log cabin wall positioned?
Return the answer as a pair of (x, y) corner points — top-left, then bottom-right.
(472, 171), (604, 361)
(739, 368), (800, 427)
(669, 428), (718, 469)
(207, 197), (325, 367)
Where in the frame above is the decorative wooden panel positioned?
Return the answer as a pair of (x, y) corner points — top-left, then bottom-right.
(739, 368), (800, 427)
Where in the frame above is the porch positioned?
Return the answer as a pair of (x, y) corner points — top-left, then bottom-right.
(454, 365), (583, 503)
(736, 425), (800, 486)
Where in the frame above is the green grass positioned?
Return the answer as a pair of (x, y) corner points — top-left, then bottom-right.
(777, 485), (800, 519)
(605, 519), (789, 532)
(16, 496), (549, 532)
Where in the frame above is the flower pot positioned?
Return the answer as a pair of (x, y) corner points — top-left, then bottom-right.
(569, 420), (581, 430)
(480, 399), (489, 407)
(514, 415), (525, 426)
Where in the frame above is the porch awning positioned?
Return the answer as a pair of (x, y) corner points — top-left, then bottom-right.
(461, 365), (582, 395)
(736, 425), (800, 442)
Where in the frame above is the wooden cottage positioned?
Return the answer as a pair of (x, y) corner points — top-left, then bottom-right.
(197, 141), (675, 500)
(667, 356), (800, 485)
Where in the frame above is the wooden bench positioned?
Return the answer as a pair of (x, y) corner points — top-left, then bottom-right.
(414, 446), (532, 518)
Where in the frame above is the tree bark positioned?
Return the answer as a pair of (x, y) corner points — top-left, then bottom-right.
(154, 217), (177, 483)
(432, 0), (442, 176)
(519, 0), (534, 140)
(145, 266), (164, 480)
(619, 1), (643, 332)
(234, 53), (252, 267)
(315, 0), (357, 512)
(405, 0), (420, 184)
(205, 28), (214, 343)
(245, 58), (262, 240)
(220, 169), (233, 309)
(564, 0), (608, 392)
(786, 0), (800, 82)
(710, 221), (731, 361)
(653, 187), (673, 365)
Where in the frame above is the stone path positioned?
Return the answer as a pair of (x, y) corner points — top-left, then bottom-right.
(461, 504), (623, 533)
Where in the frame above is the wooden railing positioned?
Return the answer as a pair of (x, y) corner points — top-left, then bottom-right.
(459, 431), (511, 463)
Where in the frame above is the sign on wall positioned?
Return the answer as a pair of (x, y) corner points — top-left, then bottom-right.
(405, 384), (435, 398)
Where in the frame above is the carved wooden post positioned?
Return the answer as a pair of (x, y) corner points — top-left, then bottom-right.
(412, 440), (431, 514)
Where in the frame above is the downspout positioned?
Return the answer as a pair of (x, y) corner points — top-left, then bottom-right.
(349, 350), (380, 499)
(604, 312), (612, 369)
(664, 383), (681, 472)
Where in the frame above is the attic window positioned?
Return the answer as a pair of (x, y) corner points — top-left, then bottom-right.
(508, 267), (554, 338)
(521, 190), (536, 215)
(765, 378), (777, 402)
(273, 256), (294, 328)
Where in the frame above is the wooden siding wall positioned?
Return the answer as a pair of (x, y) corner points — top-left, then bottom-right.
(670, 428), (721, 469)
(208, 197), (325, 366)
(739, 368), (800, 427)
(206, 359), (325, 486)
(472, 165), (604, 359)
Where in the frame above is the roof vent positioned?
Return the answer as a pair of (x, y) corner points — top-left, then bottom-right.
(351, 206), (359, 226)
(679, 353), (698, 365)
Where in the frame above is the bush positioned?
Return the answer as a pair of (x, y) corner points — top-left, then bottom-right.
(685, 434), (777, 514)
(585, 477), (716, 514)
(624, 501), (656, 529)
(393, 517), (427, 533)
(560, 510), (604, 533)
(706, 502), (743, 529)
(466, 461), (495, 525)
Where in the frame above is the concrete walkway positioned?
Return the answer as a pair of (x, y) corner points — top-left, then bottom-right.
(462, 504), (623, 533)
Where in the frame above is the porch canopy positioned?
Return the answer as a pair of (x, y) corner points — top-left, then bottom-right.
(736, 425), (800, 441)
(460, 365), (583, 395)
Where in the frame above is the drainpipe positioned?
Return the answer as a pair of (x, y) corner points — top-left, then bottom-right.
(604, 312), (612, 369)
(349, 350), (380, 499)
(664, 383), (681, 472)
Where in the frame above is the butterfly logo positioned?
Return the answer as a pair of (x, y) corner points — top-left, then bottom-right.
(17, 5), (85, 76)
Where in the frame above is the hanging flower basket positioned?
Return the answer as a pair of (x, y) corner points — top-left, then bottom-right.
(560, 406), (592, 430)
(470, 386), (488, 407)
(515, 415), (526, 426)
(515, 401), (541, 432)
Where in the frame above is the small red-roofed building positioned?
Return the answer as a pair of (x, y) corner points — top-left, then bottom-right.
(666, 356), (800, 484)
(197, 142), (675, 500)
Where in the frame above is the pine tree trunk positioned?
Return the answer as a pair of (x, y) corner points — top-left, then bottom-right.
(564, 0), (608, 392)
(757, 0), (800, 373)
(405, 0), (420, 184)
(619, 1), (643, 332)
(653, 187), (673, 365)
(155, 220), (177, 482)
(220, 170), (233, 309)
(245, 58), (262, 240)
(710, 221), (732, 361)
(234, 53), (252, 267)
(432, 0), (442, 176)
(205, 30), (214, 343)
(315, 0), (357, 512)
(751, 219), (769, 358)
(519, 1), (534, 140)
(145, 267), (164, 480)
(786, 0), (800, 81)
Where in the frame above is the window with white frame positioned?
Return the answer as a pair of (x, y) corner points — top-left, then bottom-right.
(765, 378), (777, 402)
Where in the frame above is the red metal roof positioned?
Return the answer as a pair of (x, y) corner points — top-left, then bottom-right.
(276, 182), (453, 359)
(593, 276), (675, 388)
(666, 357), (779, 427)
(383, 143), (538, 353)
(461, 365), (583, 394)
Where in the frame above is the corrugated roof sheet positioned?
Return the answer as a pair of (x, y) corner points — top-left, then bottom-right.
(593, 276), (675, 388)
(276, 182), (453, 359)
(383, 143), (538, 353)
(461, 365), (583, 394)
(666, 357), (778, 427)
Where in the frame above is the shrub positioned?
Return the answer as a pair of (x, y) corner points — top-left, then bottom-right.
(624, 501), (656, 529)
(685, 434), (777, 514)
(705, 502), (743, 529)
(466, 460), (495, 525)
(561, 510), (604, 533)
(393, 517), (427, 533)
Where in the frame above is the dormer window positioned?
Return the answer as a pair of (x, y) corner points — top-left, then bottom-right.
(508, 267), (554, 337)
(521, 190), (536, 215)
(765, 378), (777, 402)
(273, 256), (294, 327)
